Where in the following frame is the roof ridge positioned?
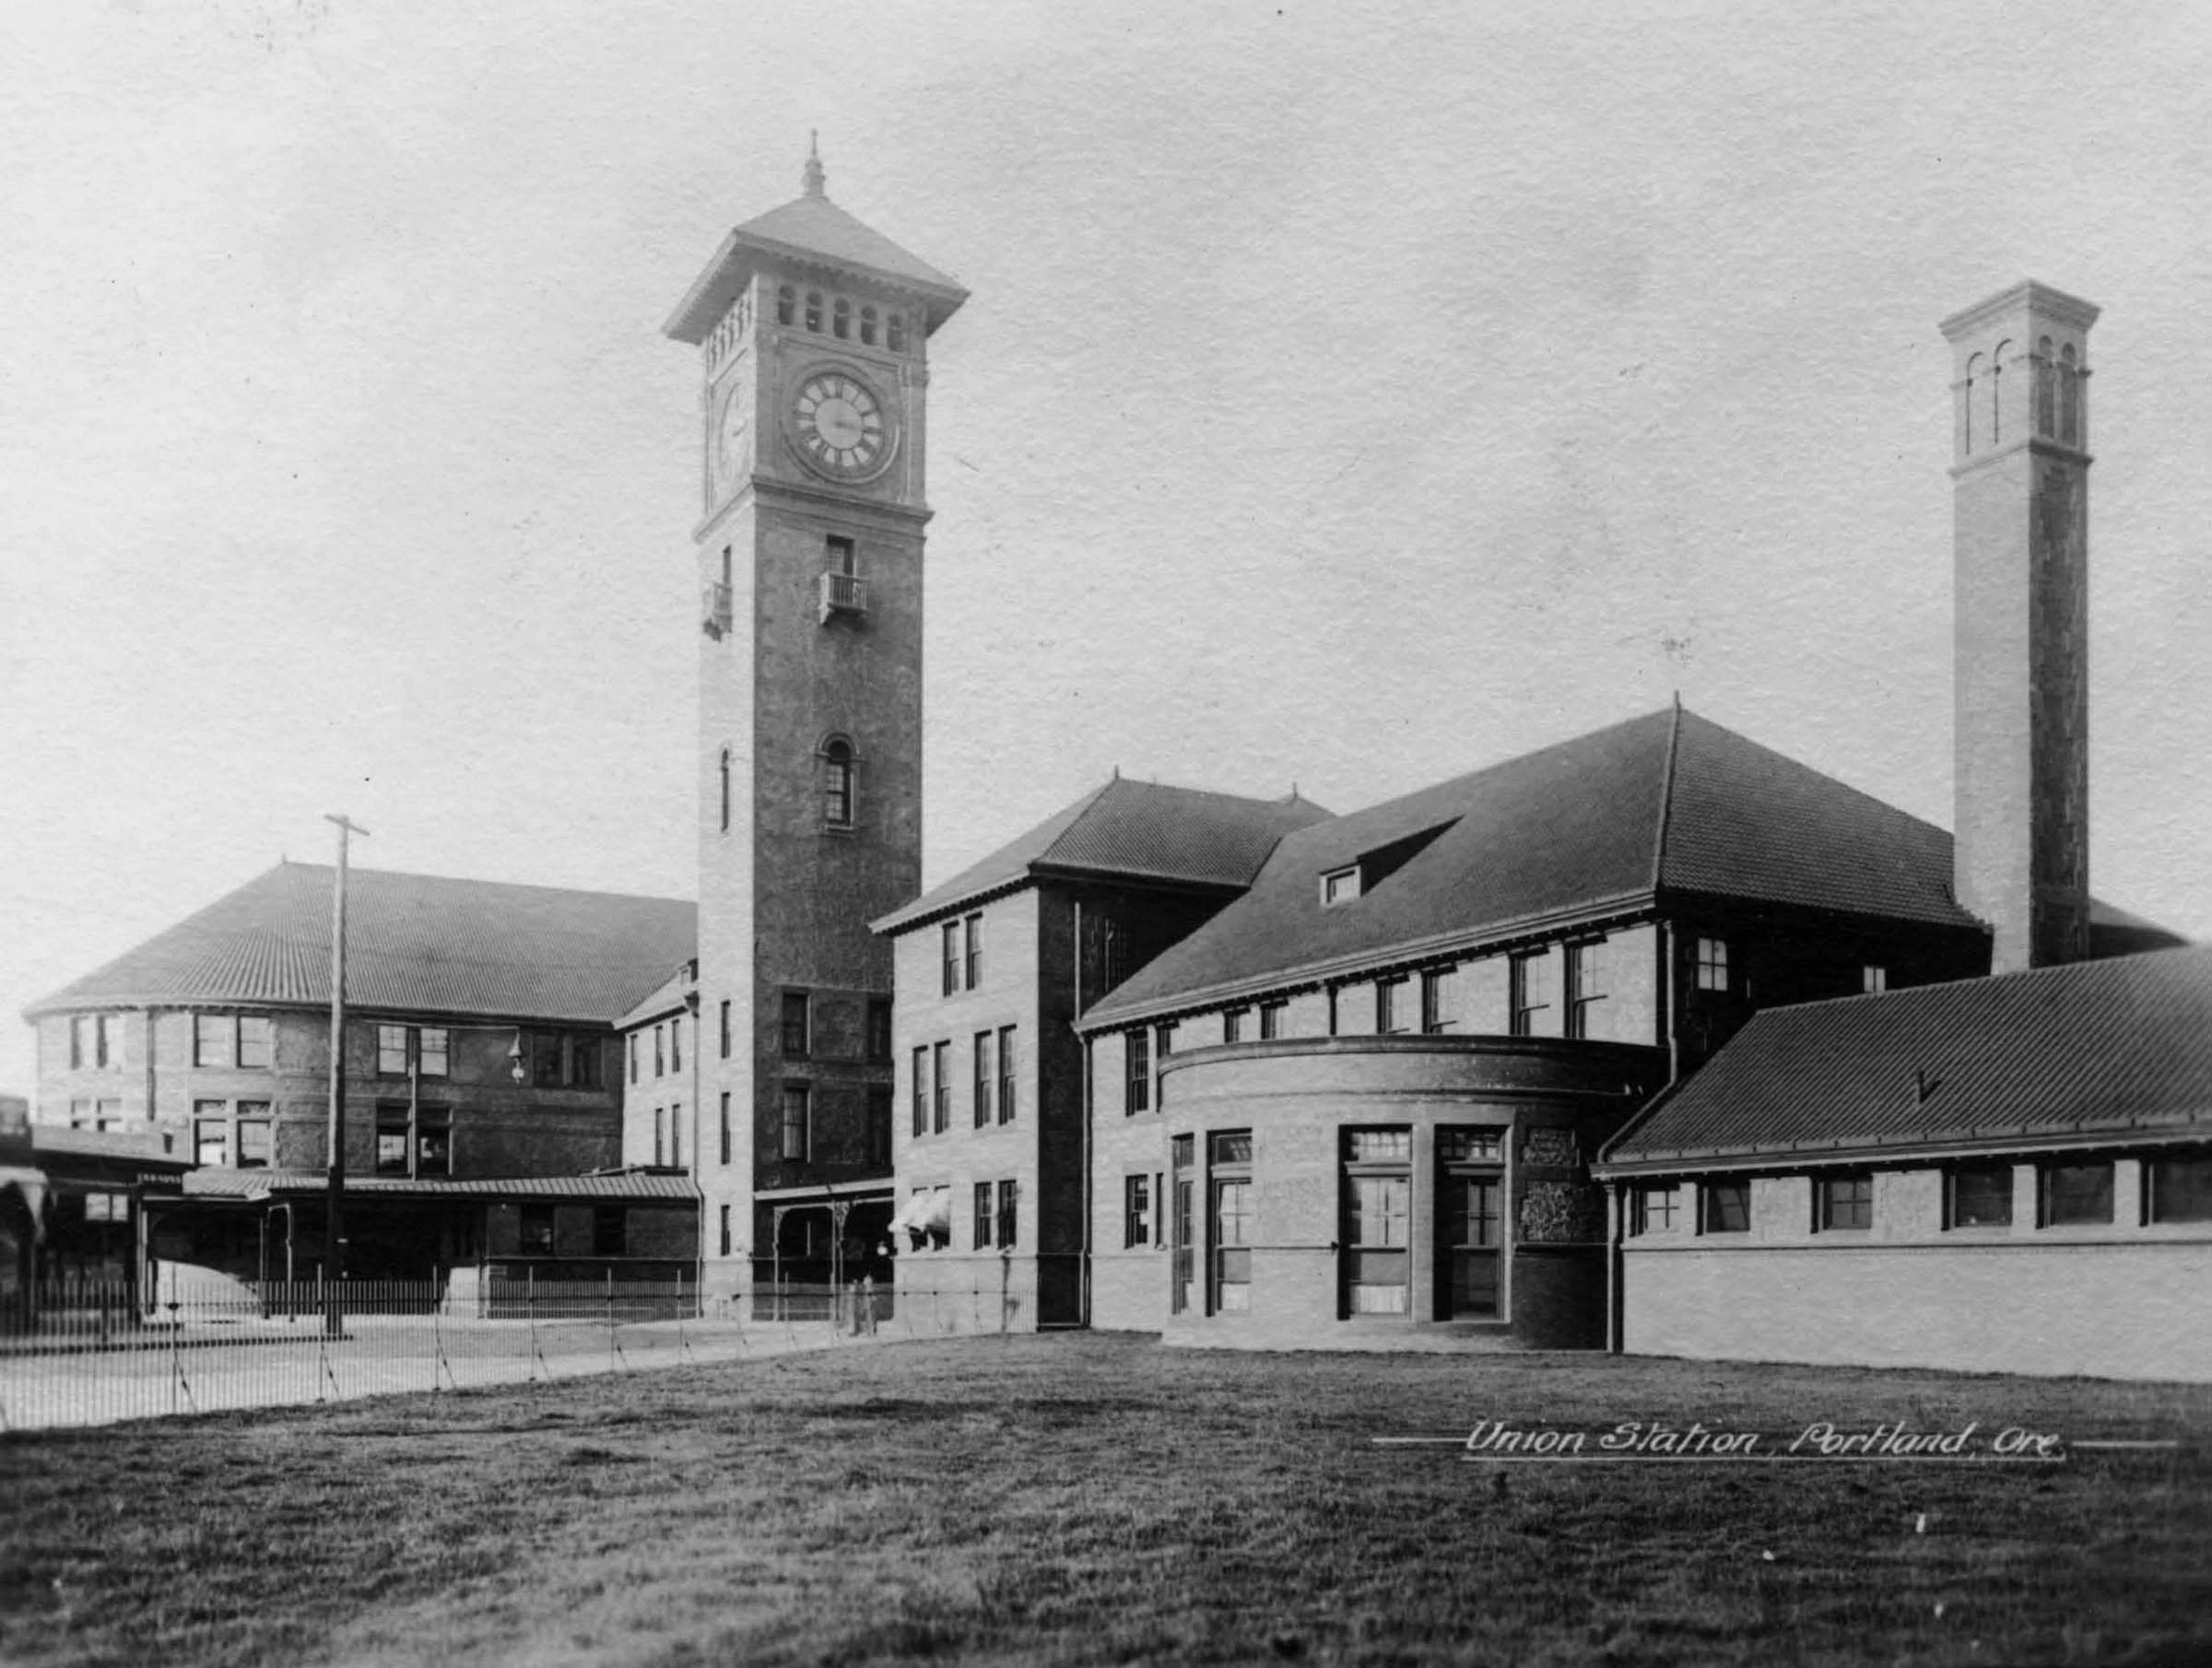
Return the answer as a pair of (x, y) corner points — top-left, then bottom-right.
(1651, 694), (1684, 892)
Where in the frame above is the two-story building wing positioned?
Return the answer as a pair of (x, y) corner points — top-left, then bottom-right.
(872, 776), (1329, 1331)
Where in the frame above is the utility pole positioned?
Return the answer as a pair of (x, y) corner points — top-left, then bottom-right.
(324, 814), (368, 1336)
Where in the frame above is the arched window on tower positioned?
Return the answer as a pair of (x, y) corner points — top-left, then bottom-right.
(821, 736), (856, 829)
(719, 746), (733, 833)
(1962, 353), (1983, 452)
(860, 304), (878, 347)
(887, 312), (907, 354)
(805, 290), (823, 332)
(2060, 343), (2081, 446)
(1991, 339), (2009, 445)
(777, 286), (795, 326)
(2035, 336), (2056, 437)
(833, 298), (852, 340)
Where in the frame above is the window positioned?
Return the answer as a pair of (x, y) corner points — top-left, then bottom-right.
(1126, 1030), (1151, 1114)
(995, 1178), (1019, 1248)
(832, 296), (851, 339)
(670, 1103), (683, 1169)
(2149, 1154), (2212, 1224)
(1862, 965), (1888, 994)
(719, 747), (732, 832)
(1322, 866), (1359, 905)
(406, 1027), (442, 1078)
(776, 284), (794, 325)
(827, 534), (856, 576)
(1344, 1169), (1410, 1315)
(70, 1016), (89, 1070)
(1700, 1180), (1750, 1234)
(974, 1181), (995, 1249)
(235, 1105), (272, 1169)
(859, 304), (878, 347)
(865, 1088), (893, 1168)
(1259, 1000), (1285, 1041)
(942, 922), (960, 996)
(1124, 1175), (1153, 1247)
(866, 999), (892, 1063)
(194, 1015), (233, 1069)
(804, 289), (822, 332)
(1376, 977), (1407, 1035)
(823, 739), (855, 829)
(670, 1019), (681, 1073)
(932, 1041), (949, 1134)
(2059, 343), (2081, 447)
(573, 1037), (599, 1090)
(1510, 952), (1551, 1036)
(1156, 1021), (1177, 1059)
(374, 1025), (406, 1075)
(378, 1111), (411, 1176)
(1566, 940), (1608, 1040)
(719, 1204), (733, 1257)
(1326, 987), (1342, 1036)
(416, 1111), (451, 1177)
(721, 1000), (733, 1060)
(68, 1098), (89, 1129)
(93, 1099), (121, 1133)
(781, 1085), (811, 1162)
(194, 1105), (229, 1167)
(719, 1092), (733, 1166)
(1818, 1173), (1873, 1231)
(629, 1035), (639, 1086)
(653, 1107), (666, 1167)
(1223, 1008), (1245, 1044)
(911, 1046), (927, 1137)
(1695, 936), (1730, 993)
(2036, 335), (2056, 435)
(963, 913), (984, 989)
(973, 1030), (994, 1126)
(654, 1024), (666, 1078)
(782, 992), (811, 1058)
(1171, 1135), (1196, 1315)
(2041, 1160), (2112, 1227)
(1947, 1164), (2012, 1228)
(97, 1013), (122, 1069)
(886, 311), (906, 353)
(1420, 969), (1456, 1034)
(1630, 1182), (1680, 1235)
(1211, 1134), (1253, 1314)
(1438, 1129), (1504, 1163)
(996, 1026), (1016, 1123)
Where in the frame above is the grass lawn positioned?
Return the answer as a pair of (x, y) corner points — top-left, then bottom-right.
(2, 1333), (2208, 1667)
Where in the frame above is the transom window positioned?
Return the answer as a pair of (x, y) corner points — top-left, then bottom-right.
(1438, 1129), (1504, 1163)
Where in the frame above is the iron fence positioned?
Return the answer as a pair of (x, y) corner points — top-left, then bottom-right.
(0, 1273), (1030, 1433)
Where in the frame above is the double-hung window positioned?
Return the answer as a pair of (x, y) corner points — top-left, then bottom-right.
(996, 1026), (1017, 1123)
(1126, 1030), (1151, 1114)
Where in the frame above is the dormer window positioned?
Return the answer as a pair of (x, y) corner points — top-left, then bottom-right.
(1321, 866), (1360, 905)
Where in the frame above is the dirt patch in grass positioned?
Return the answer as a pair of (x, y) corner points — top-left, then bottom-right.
(1, 1337), (2207, 1667)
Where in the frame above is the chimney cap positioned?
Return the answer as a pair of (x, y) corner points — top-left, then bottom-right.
(1939, 279), (2100, 342)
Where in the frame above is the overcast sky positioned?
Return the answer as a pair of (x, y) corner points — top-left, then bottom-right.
(4, 1), (2210, 1100)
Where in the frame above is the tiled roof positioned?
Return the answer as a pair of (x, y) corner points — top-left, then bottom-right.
(27, 863), (697, 1028)
(1083, 706), (2001, 1026)
(1599, 946), (2212, 1170)
(177, 1169), (698, 1202)
(30, 1125), (193, 1170)
(874, 778), (1331, 934)
(665, 189), (969, 344)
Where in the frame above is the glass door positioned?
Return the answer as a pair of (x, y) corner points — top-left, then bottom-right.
(1442, 1173), (1501, 1317)
(1211, 1178), (1253, 1312)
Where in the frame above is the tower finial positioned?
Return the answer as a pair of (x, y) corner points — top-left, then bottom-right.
(803, 132), (826, 197)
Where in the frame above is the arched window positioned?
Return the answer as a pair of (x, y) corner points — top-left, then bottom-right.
(2060, 343), (2081, 446)
(859, 304), (878, 347)
(805, 290), (823, 332)
(776, 285), (794, 326)
(1991, 339), (2009, 445)
(718, 746), (733, 833)
(2035, 336), (2056, 437)
(821, 736), (855, 829)
(832, 298), (852, 339)
(887, 312), (907, 354)
(1962, 353), (1983, 452)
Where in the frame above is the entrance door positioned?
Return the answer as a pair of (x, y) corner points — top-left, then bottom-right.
(1442, 1174), (1502, 1317)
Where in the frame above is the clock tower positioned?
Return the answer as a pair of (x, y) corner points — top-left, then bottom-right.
(665, 142), (967, 1302)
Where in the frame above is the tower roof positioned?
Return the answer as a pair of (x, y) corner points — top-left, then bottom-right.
(664, 144), (969, 345)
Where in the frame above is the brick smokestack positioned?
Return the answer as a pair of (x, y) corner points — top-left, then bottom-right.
(1939, 281), (2097, 973)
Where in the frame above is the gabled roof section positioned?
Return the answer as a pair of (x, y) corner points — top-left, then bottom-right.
(27, 863), (698, 1028)
(1083, 706), (1997, 1028)
(874, 778), (1331, 934)
(618, 964), (696, 1032)
(1600, 946), (2212, 1170)
(665, 155), (968, 344)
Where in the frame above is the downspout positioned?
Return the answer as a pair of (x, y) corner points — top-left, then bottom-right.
(1075, 900), (1090, 1330)
(143, 1006), (161, 1154)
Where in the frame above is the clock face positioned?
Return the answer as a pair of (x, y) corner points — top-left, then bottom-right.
(788, 370), (895, 482)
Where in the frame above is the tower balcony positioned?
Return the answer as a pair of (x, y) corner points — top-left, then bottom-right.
(819, 571), (866, 624)
(701, 581), (733, 640)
